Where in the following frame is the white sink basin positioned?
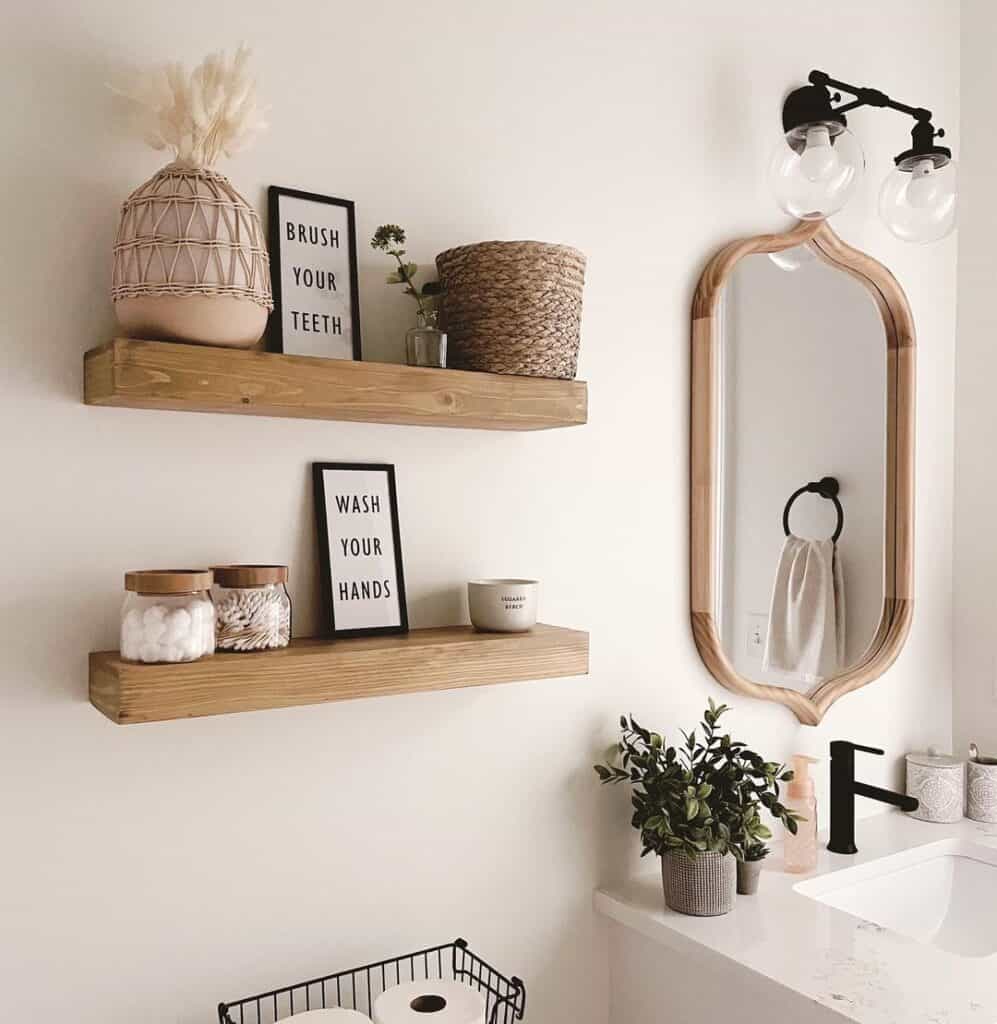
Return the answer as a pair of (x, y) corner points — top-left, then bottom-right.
(795, 838), (997, 958)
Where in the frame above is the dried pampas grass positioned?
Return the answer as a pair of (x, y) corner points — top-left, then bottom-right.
(110, 44), (268, 168)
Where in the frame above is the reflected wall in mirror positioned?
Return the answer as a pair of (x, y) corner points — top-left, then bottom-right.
(690, 221), (914, 725)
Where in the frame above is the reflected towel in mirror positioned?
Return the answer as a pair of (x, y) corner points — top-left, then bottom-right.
(763, 536), (845, 684)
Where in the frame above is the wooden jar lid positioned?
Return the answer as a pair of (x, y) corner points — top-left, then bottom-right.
(211, 564), (289, 588)
(124, 569), (214, 594)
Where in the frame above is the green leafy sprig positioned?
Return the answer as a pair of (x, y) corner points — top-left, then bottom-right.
(370, 224), (441, 317)
(743, 841), (771, 863)
(594, 700), (802, 861)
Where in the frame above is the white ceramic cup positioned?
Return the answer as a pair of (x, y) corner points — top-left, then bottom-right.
(468, 579), (539, 632)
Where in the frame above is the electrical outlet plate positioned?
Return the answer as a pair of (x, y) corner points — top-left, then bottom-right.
(746, 613), (768, 661)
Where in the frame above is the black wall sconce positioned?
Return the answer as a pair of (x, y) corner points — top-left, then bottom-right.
(769, 70), (956, 243)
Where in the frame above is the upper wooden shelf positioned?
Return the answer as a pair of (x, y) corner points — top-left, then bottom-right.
(84, 339), (588, 431)
(90, 623), (589, 724)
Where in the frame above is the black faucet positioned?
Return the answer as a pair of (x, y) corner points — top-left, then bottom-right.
(827, 740), (919, 854)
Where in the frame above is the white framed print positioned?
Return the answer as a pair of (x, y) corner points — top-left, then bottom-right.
(313, 462), (408, 638)
(268, 187), (362, 359)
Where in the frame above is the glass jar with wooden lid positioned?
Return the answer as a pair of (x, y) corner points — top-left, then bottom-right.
(121, 570), (215, 663)
(211, 565), (291, 652)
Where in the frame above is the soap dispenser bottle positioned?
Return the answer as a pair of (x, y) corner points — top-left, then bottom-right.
(784, 754), (819, 873)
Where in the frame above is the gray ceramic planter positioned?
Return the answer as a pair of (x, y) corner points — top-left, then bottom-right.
(661, 850), (736, 916)
(736, 858), (763, 896)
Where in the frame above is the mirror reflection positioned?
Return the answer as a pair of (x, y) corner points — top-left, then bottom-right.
(716, 245), (887, 695)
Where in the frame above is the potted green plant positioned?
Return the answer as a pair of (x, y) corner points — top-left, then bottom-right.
(737, 842), (769, 895)
(370, 224), (446, 367)
(594, 700), (800, 916)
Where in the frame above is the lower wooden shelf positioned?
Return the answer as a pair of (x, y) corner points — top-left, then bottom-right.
(89, 623), (589, 724)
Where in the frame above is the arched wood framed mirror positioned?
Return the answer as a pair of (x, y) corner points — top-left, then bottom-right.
(690, 220), (914, 725)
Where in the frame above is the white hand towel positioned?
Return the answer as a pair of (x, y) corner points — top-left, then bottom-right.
(763, 536), (845, 684)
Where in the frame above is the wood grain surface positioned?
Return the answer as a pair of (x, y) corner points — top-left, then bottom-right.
(689, 220), (915, 725)
(84, 338), (588, 431)
(90, 623), (590, 724)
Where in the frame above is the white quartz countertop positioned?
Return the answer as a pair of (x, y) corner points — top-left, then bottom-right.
(595, 813), (997, 1024)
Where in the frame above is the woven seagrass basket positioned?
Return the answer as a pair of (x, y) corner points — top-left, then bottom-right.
(435, 241), (585, 379)
(111, 162), (272, 348)
(661, 850), (736, 917)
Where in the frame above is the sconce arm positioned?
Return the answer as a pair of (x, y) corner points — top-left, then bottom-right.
(808, 70), (936, 128)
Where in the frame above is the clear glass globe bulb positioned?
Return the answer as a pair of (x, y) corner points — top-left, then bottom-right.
(879, 158), (957, 243)
(768, 121), (865, 220)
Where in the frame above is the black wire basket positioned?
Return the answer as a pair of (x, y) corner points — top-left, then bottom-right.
(217, 938), (526, 1024)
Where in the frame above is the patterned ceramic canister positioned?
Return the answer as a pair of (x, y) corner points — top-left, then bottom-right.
(967, 761), (997, 823)
(905, 752), (965, 823)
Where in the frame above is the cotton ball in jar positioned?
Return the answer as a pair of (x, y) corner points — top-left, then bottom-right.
(143, 605), (166, 624)
(121, 609), (144, 660)
(142, 606), (168, 643)
(180, 638), (200, 660)
(139, 642), (162, 663)
(164, 608), (192, 645)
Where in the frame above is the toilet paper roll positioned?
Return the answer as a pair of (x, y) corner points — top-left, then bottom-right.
(285, 1010), (372, 1021)
(372, 980), (486, 1024)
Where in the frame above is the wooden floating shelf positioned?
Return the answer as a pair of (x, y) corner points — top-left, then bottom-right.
(89, 623), (589, 724)
(84, 338), (588, 431)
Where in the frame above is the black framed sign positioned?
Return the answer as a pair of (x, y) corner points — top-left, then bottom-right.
(313, 462), (408, 638)
(268, 186), (362, 359)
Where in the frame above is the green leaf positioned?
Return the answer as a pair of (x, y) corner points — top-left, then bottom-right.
(685, 797), (699, 821)
(385, 272), (403, 284)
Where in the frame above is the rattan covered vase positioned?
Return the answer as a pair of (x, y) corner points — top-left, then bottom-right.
(435, 240), (585, 379)
(111, 162), (273, 348)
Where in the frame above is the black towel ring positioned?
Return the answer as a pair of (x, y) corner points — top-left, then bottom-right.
(782, 476), (844, 543)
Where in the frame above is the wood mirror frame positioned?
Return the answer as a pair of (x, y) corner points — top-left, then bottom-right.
(690, 220), (915, 725)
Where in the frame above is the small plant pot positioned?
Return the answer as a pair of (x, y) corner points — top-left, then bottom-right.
(737, 858), (763, 896)
(661, 850), (736, 917)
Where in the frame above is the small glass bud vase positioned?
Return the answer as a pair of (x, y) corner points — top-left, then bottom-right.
(406, 309), (447, 368)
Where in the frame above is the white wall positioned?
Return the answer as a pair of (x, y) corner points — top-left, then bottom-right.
(1, 3), (957, 1022)
(954, 0), (997, 756)
(721, 253), (886, 687)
